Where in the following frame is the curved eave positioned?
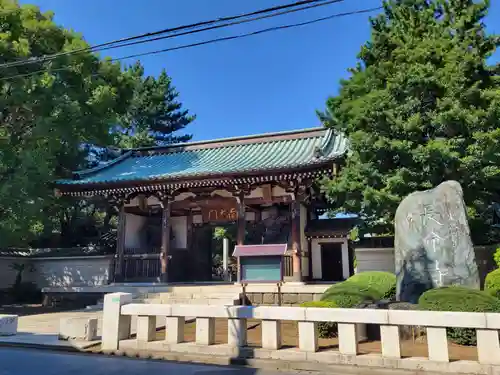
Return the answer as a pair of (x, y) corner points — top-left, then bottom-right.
(54, 157), (343, 196)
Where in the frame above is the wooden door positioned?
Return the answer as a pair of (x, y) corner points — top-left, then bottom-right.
(320, 243), (344, 282)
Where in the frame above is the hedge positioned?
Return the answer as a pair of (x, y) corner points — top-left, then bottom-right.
(322, 271), (396, 302)
(485, 268), (500, 298)
(418, 286), (500, 345)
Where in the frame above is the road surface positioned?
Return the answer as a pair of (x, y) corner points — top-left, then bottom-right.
(0, 348), (297, 375)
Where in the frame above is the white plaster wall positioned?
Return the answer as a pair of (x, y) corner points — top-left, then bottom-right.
(245, 211), (255, 221)
(31, 256), (113, 288)
(247, 186), (263, 199)
(124, 213), (147, 249)
(272, 186), (287, 197)
(355, 248), (395, 274)
(311, 237), (349, 280)
(171, 216), (187, 248)
(0, 256), (114, 289)
(193, 214), (203, 224)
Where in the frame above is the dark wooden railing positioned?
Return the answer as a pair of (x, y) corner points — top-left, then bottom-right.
(283, 255), (293, 277)
(124, 247), (161, 255)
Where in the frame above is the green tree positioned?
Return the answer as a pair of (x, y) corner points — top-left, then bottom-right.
(320, 0), (500, 243)
(113, 62), (195, 149)
(0, 0), (135, 246)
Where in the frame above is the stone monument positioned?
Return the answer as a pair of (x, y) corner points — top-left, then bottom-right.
(395, 180), (479, 303)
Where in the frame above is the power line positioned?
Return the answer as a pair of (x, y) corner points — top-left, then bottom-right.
(0, 0), (335, 70)
(110, 7), (382, 62)
(0, 6), (382, 82)
(81, 0), (344, 56)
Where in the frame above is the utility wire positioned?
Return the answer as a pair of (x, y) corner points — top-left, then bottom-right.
(0, 6), (382, 82)
(0, 0), (335, 70)
(110, 7), (382, 62)
(78, 0), (344, 57)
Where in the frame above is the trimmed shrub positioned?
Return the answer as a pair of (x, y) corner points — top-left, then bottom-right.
(418, 286), (500, 345)
(322, 271), (397, 303)
(485, 268), (500, 298)
(321, 282), (379, 307)
(300, 301), (338, 338)
(344, 271), (397, 300)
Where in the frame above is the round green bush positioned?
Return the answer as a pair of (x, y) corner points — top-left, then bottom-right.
(300, 301), (339, 338)
(322, 271), (396, 302)
(321, 282), (379, 307)
(485, 268), (500, 298)
(418, 286), (500, 345)
(345, 271), (397, 300)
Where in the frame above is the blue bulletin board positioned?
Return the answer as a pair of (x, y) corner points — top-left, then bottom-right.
(240, 256), (282, 282)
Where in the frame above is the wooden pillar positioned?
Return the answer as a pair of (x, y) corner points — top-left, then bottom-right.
(160, 196), (172, 283)
(291, 198), (302, 282)
(236, 190), (246, 245)
(114, 204), (126, 282)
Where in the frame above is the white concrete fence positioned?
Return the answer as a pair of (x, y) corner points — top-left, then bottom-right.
(102, 292), (500, 374)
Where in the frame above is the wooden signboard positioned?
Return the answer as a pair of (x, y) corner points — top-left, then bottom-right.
(201, 201), (239, 223)
(233, 244), (288, 283)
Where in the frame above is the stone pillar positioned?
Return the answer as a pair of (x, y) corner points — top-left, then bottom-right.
(136, 316), (156, 343)
(160, 196), (172, 283)
(102, 292), (132, 351)
(477, 329), (500, 365)
(341, 240), (350, 280)
(380, 325), (401, 358)
(165, 317), (185, 344)
(228, 318), (247, 347)
(291, 199), (302, 282)
(262, 320), (281, 350)
(114, 204), (126, 282)
(298, 321), (318, 352)
(426, 327), (449, 362)
(196, 317), (215, 345)
(338, 323), (359, 355)
(223, 237), (229, 281)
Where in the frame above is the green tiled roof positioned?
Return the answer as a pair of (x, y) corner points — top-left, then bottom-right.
(56, 127), (347, 187)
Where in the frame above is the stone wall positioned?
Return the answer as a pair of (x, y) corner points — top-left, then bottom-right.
(0, 255), (114, 290)
(246, 292), (322, 306)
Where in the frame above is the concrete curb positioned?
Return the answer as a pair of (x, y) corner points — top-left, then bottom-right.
(0, 341), (467, 375)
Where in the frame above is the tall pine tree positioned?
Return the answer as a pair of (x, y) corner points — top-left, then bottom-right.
(114, 62), (195, 149)
(321, 0), (500, 243)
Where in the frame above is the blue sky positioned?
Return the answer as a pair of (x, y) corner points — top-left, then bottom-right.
(19, 0), (500, 141)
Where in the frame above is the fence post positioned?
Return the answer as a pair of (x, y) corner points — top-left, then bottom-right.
(102, 292), (133, 351)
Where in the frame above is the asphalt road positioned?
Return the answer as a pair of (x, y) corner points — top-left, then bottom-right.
(0, 348), (294, 375)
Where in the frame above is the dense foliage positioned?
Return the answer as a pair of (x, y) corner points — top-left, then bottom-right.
(418, 286), (500, 345)
(494, 247), (500, 268)
(319, 0), (500, 243)
(0, 1), (194, 247)
(485, 268), (500, 298)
